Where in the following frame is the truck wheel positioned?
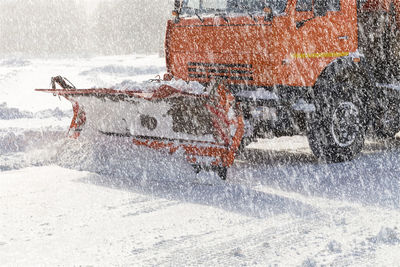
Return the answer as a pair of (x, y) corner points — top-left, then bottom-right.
(307, 79), (367, 162)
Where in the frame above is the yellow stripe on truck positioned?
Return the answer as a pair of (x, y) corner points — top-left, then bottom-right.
(291, 52), (350, 59)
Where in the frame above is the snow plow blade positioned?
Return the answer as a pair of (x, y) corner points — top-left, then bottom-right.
(36, 76), (244, 179)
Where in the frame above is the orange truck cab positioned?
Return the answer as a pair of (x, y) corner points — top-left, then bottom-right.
(166, 0), (400, 162)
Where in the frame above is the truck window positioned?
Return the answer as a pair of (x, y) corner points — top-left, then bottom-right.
(185, 0), (200, 9)
(202, 0), (227, 10)
(296, 0), (312, 12)
(231, 0), (288, 14)
(181, 0), (288, 15)
(326, 0), (340, 12)
(315, 0), (341, 12)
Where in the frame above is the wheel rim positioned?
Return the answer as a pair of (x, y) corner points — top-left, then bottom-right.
(330, 101), (361, 148)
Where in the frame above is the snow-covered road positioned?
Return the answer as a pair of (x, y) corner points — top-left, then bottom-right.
(1, 56), (400, 266)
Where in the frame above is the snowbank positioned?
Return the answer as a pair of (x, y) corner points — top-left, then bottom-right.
(0, 102), (70, 120)
(0, 58), (31, 67)
(0, 102), (71, 170)
(0, 130), (65, 171)
(0, 130), (65, 154)
(0, 102), (32, 120)
(369, 227), (400, 245)
(327, 240), (342, 253)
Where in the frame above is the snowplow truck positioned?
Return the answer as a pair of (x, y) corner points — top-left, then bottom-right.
(37, 0), (400, 178)
(167, 0), (400, 161)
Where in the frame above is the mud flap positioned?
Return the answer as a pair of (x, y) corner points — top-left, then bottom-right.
(67, 99), (86, 139)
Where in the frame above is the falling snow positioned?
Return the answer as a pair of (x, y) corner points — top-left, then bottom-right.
(2, 0), (400, 266)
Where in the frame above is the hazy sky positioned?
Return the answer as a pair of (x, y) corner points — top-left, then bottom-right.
(83, 0), (100, 12)
(82, 0), (111, 14)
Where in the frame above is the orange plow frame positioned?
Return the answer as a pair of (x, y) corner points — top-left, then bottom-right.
(36, 78), (244, 179)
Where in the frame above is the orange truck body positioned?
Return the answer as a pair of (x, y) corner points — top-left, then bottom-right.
(166, 0), (400, 88)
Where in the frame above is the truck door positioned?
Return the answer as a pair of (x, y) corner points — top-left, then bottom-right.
(287, 0), (358, 86)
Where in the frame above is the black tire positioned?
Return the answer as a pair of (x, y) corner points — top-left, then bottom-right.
(307, 70), (368, 163)
(216, 167), (228, 180)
